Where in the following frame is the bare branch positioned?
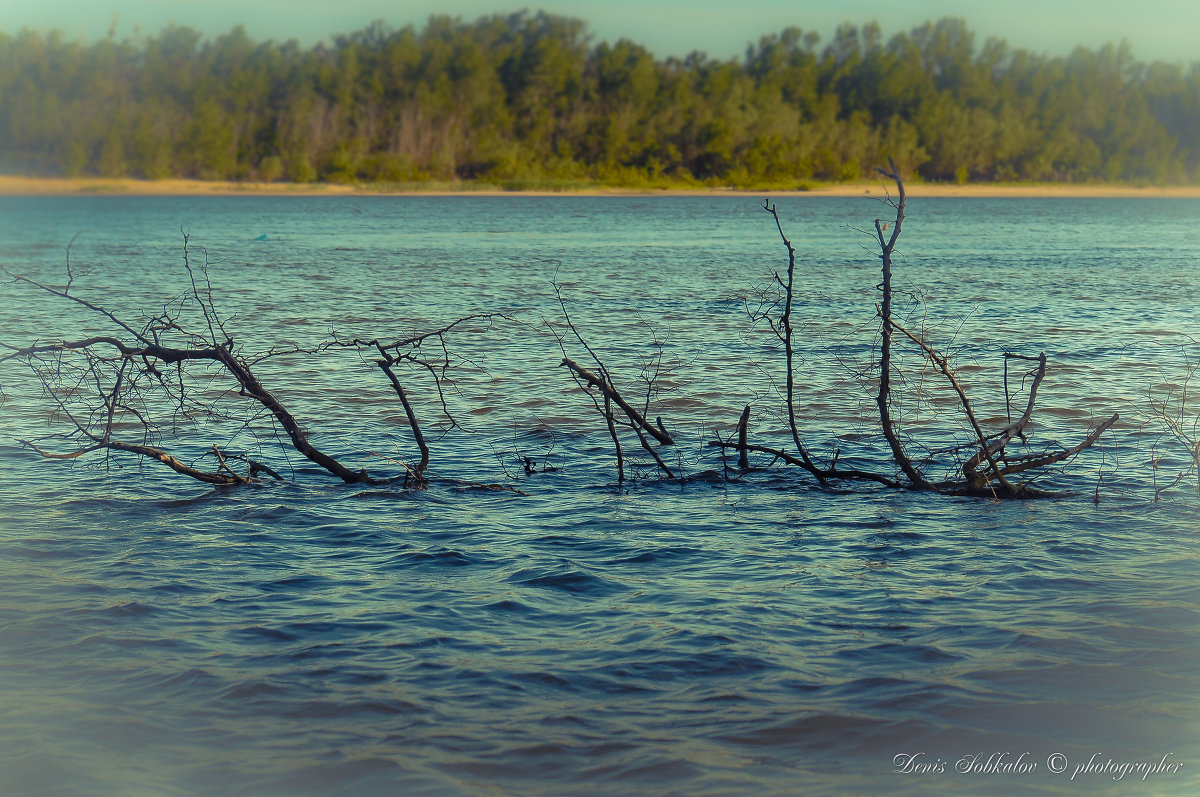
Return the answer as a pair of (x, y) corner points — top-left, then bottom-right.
(561, 357), (673, 446)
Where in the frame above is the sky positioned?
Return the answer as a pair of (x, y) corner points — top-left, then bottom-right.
(1, 0), (1197, 64)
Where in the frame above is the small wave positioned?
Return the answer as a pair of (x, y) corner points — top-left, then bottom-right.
(88, 601), (160, 619)
(389, 549), (475, 568)
(607, 546), (702, 565)
(0, 542), (100, 560)
(813, 620), (911, 632)
(600, 650), (774, 682)
(836, 641), (962, 664)
(719, 712), (881, 750)
(235, 625), (299, 642)
(508, 566), (627, 596)
(597, 756), (703, 784)
(127, 667), (224, 697)
(218, 680), (289, 701)
(1044, 541), (1096, 556)
(484, 599), (534, 612)
(283, 619), (391, 636)
(386, 635), (459, 650)
(259, 574), (333, 591)
(284, 699), (424, 718)
(509, 671), (573, 690)
(1008, 574), (1096, 590)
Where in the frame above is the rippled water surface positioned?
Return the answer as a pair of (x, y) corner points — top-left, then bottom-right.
(1, 195), (1198, 796)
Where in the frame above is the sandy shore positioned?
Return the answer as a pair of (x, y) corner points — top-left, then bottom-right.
(1, 175), (1198, 198)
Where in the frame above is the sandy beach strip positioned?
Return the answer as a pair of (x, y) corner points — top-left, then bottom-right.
(1, 175), (1198, 199)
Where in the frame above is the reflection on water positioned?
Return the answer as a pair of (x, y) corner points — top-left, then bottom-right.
(1, 196), (1198, 796)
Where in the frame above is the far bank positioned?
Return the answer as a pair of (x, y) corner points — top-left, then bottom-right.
(2, 176), (1199, 199)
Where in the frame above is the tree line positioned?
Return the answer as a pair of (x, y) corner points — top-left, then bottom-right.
(1, 12), (1197, 186)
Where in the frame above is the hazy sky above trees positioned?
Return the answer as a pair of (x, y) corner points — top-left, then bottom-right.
(2, 0), (1196, 63)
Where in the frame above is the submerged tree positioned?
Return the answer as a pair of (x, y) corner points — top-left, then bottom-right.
(1144, 336), (1200, 499)
(0, 236), (499, 489)
(713, 159), (1118, 497)
(550, 281), (677, 484)
(5, 166), (1126, 499)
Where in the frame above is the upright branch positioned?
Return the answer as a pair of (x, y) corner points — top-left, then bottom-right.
(603, 394), (625, 483)
(872, 159), (936, 490)
(736, 403), (751, 471)
(760, 200), (825, 485)
(1145, 339), (1200, 498)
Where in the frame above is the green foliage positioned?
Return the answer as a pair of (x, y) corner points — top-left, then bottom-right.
(0, 14), (1196, 185)
(256, 155), (284, 182)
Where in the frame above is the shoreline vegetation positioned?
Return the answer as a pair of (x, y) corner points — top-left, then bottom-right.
(3, 175), (1199, 198)
(2, 13), (1197, 189)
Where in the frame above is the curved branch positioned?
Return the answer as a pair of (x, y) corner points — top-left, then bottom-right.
(20, 438), (251, 486)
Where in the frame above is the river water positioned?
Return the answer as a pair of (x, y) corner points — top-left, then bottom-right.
(0, 194), (1198, 796)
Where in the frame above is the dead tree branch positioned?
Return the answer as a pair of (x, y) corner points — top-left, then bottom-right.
(326, 313), (506, 487)
(759, 200), (826, 485)
(551, 279), (677, 483)
(5, 189), (1126, 501)
(561, 357), (673, 446)
(872, 159), (936, 490)
(3, 246), (372, 486)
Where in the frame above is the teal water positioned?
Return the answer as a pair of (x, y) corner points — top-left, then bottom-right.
(0, 195), (1198, 796)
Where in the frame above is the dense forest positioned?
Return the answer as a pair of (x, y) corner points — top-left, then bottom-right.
(1, 12), (1197, 186)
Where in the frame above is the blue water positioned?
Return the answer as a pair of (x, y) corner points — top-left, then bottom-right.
(1, 195), (1198, 796)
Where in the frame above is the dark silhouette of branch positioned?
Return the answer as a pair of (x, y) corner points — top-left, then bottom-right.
(871, 158), (936, 490)
(561, 357), (674, 446)
(736, 404), (751, 471)
(760, 199), (827, 486)
(326, 313), (508, 487)
(4, 242), (371, 486)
